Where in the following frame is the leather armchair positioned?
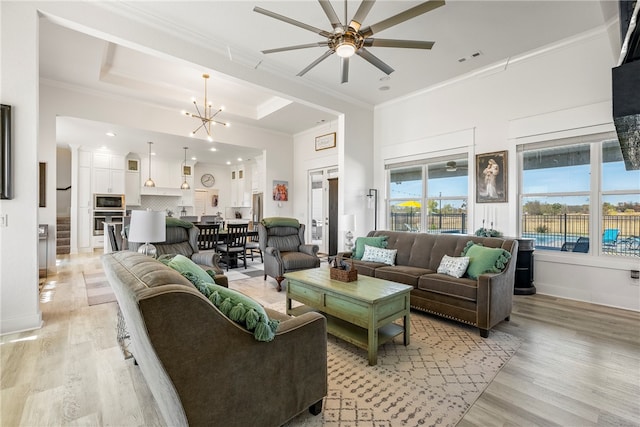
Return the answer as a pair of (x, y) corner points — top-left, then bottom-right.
(258, 220), (320, 291)
(127, 223), (228, 287)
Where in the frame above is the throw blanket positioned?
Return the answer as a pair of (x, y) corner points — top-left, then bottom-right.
(261, 217), (300, 229)
(166, 217), (194, 228)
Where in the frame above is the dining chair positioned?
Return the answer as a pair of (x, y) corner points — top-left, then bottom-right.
(245, 221), (263, 263)
(196, 223), (220, 251)
(217, 223), (248, 271)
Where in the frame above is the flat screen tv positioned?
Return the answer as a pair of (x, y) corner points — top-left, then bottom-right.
(1, 104), (12, 199)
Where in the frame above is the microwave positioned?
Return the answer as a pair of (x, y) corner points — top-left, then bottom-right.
(94, 193), (125, 210)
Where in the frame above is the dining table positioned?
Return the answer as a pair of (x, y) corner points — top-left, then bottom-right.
(195, 223), (258, 268)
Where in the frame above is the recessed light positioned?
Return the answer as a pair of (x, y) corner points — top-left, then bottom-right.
(191, 157), (197, 161)
(151, 152), (156, 156)
(379, 76), (390, 81)
(379, 86), (390, 91)
(210, 148), (217, 152)
(237, 157), (242, 162)
(105, 132), (116, 137)
(226, 161), (231, 165)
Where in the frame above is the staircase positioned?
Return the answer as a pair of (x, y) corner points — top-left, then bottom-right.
(56, 216), (70, 255)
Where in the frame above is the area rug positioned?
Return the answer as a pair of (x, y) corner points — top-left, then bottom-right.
(270, 300), (522, 427)
(83, 270), (117, 306)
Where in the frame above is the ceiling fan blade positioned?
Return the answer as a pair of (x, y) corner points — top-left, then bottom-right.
(297, 50), (335, 77)
(341, 57), (349, 84)
(262, 42), (328, 54)
(349, 0), (375, 31)
(254, 6), (333, 38)
(356, 47), (395, 75)
(361, 0), (445, 38)
(364, 38), (435, 49)
(318, 0), (343, 30)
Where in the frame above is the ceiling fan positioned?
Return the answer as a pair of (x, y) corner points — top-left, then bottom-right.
(254, 0), (445, 83)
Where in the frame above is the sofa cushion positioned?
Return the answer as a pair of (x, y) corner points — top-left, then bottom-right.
(462, 242), (512, 279)
(437, 255), (470, 278)
(374, 265), (433, 287)
(417, 274), (478, 302)
(353, 236), (388, 260)
(347, 259), (387, 277)
(361, 245), (397, 265)
(167, 254), (215, 284)
(194, 282), (279, 342)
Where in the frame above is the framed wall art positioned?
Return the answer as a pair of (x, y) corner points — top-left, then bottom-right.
(315, 132), (336, 151)
(272, 180), (288, 201)
(476, 150), (508, 203)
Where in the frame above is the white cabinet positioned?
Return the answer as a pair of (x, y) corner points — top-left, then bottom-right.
(125, 171), (141, 206)
(230, 164), (250, 206)
(93, 153), (125, 194)
(77, 165), (92, 251)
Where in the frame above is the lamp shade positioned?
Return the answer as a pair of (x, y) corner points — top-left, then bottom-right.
(128, 210), (166, 243)
(340, 214), (355, 231)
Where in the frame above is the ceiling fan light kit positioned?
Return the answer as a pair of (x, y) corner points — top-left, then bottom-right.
(184, 74), (229, 142)
(255, 0), (444, 83)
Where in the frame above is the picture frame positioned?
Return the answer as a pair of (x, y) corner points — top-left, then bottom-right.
(315, 132), (336, 151)
(476, 150), (508, 203)
(272, 180), (288, 201)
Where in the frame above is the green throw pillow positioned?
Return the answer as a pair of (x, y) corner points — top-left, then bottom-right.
(193, 283), (279, 342)
(353, 236), (389, 260)
(167, 254), (214, 285)
(461, 242), (512, 279)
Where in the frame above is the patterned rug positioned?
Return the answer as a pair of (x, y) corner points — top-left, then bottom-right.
(268, 300), (522, 427)
(83, 270), (117, 306)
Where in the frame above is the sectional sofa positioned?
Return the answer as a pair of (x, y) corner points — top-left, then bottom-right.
(337, 231), (519, 337)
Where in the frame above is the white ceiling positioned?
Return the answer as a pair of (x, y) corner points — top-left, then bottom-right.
(40, 1), (617, 164)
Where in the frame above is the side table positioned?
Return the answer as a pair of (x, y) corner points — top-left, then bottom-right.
(514, 238), (536, 295)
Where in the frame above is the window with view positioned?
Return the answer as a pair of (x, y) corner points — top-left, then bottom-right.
(387, 157), (468, 234)
(519, 133), (640, 258)
(601, 140), (640, 257)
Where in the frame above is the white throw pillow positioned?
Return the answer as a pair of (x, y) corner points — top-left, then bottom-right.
(437, 255), (470, 278)
(361, 244), (397, 266)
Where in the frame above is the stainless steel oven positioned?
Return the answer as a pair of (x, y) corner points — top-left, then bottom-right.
(93, 211), (124, 236)
(94, 193), (125, 210)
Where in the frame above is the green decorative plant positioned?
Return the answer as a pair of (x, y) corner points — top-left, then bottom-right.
(475, 220), (503, 237)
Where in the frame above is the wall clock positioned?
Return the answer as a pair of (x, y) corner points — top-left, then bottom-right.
(200, 173), (215, 187)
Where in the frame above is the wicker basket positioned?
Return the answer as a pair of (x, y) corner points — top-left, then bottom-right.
(330, 267), (358, 282)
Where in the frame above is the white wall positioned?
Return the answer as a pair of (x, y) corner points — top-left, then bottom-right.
(374, 28), (640, 311)
(0, 2), (43, 334)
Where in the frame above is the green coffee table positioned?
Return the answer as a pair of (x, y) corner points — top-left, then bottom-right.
(284, 268), (412, 366)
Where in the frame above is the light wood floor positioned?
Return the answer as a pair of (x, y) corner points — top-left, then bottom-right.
(2, 251), (639, 426)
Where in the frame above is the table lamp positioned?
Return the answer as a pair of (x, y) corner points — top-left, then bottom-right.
(128, 209), (166, 258)
(341, 214), (356, 251)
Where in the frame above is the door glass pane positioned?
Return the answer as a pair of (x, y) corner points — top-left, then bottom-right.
(310, 171), (324, 248)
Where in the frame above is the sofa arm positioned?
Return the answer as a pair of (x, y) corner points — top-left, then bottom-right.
(191, 251), (223, 274)
(299, 244), (319, 257)
(476, 245), (519, 334)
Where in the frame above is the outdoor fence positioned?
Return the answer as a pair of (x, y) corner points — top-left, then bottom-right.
(522, 213), (640, 257)
(388, 212), (639, 257)
(389, 212), (467, 234)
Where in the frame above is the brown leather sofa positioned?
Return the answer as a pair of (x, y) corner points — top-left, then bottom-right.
(102, 251), (327, 427)
(338, 231), (518, 337)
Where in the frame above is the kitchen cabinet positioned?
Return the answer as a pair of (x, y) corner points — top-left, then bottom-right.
(230, 164), (250, 206)
(77, 161), (92, 251)
(125, 171), (141, 206)
(93, 153), (125, 194)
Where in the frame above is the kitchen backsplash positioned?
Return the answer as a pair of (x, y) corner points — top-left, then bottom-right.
(132, 196), (193, 217)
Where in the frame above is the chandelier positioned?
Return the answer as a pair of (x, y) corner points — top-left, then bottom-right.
(183, 74), (229, 142)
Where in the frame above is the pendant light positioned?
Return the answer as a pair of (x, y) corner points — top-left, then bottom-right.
(180, 147), (190, 190)
(144, 141), (155, 187)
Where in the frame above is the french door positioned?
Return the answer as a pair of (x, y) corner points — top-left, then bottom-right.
(309, 167), (338, 254)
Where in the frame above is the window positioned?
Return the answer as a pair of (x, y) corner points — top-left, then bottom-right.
(520, 143), (591, 252)
(602, 140), (640, 256)
(387, 156), (468, 233)
(519, 133), (640, 258)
